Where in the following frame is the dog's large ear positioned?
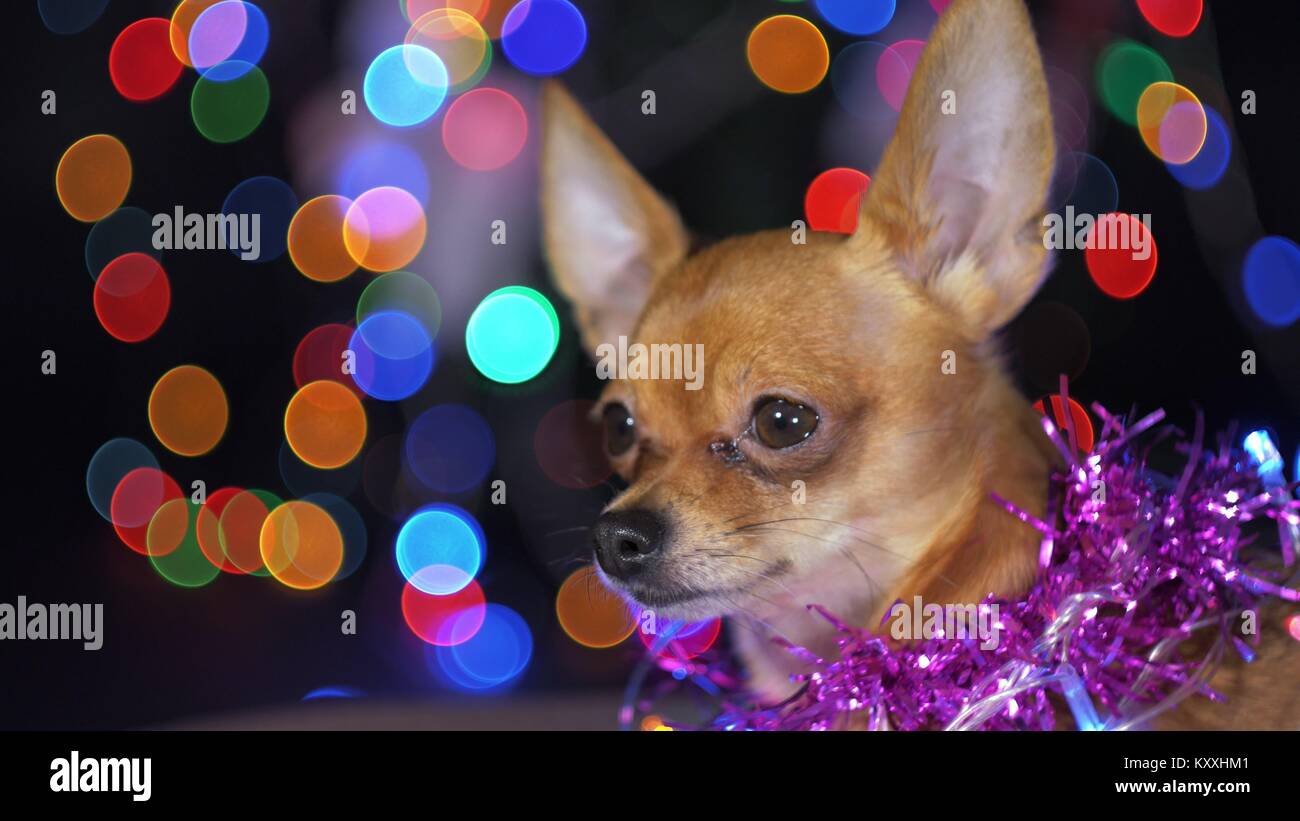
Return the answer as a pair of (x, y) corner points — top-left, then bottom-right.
(540, 82), (690, 354)
(856, 0), (1054, 338)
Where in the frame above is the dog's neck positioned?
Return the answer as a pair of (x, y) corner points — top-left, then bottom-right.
(731, 381), (1058, 701)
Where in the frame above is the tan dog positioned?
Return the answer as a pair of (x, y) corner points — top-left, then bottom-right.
(541, 0), (1299, 728)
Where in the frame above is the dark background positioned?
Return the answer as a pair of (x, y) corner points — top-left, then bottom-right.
(3, 0), (1298, 729)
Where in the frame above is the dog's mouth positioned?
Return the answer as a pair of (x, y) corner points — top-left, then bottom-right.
(602, 556), (794, 619)
(620, 582), (725, 609)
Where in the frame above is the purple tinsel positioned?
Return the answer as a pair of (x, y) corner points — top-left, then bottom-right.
(626, 402), (1300, 731)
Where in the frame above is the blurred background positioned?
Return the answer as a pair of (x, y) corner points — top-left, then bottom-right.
(3, 0), (1298, 729)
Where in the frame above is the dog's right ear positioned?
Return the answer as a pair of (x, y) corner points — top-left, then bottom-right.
(540, 82), (689, 355)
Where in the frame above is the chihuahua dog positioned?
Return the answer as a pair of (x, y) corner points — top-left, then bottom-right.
(541, 0), (1299, 728)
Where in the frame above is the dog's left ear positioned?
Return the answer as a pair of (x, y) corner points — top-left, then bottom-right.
(540, 82), (690, 355)
(855, 0), (1054, 338)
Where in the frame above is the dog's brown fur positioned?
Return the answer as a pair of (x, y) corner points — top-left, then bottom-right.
(541, 0), (1298, 728)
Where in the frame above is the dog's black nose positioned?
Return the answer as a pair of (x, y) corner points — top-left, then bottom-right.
(592, 509), (665, 580)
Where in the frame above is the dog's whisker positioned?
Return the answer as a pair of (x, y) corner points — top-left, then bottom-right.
(901, 426), (965, 437)
(542, 525), (593, 538)
(719, 565), (797, 599)
(726, 521), (901, 564)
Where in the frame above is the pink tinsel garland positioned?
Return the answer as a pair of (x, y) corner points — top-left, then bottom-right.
(625, 403), (1300, 731)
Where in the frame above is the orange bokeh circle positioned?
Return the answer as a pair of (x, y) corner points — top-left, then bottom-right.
(149, 365), (229, 457)
(260, 500), (345, 590)
(56, 135), (132, 222)
(284, 380), (368, 469)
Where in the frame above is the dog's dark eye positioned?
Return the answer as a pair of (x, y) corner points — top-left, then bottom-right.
(753, 398), (818, 449)
(602, 403), (637, 457)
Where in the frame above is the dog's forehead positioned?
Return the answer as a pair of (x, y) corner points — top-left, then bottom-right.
(623, 228), (924, 424)
(638, 229), (914, 356)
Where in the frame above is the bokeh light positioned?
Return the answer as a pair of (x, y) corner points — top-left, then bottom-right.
(222, 175), (298, 262)
(260, 500), (345, 590)
(342, 186), (427, 273)
(196, 486), (248, 574)
(465, 286), (559, 384)
(56, 135), (132, 223)
(830, 41), (904, 122)
(39, 0), (109, 34)
(1166, 106), (1230, 190)
(402, 580), (486, 646)
(875, 39), (924, 112)
(363, 44), (449, 127)
(430, 604), (533, 691)
(93, 253), (170, 343)
(1084, 213), (1158, 300)
(218, 488), (281, 575)
(288, 195), (358, 282)
(637, 615), (722, 660)
(189, 1), (269, 81)
(1047, 66), (1091, 155)
(336, 140), (430, 205)
(87, 438), (160, 523)
(814, 0), (895, 35)
(302, 686), (362, 701)
(191, 63), (270, 143)
(442, 87), (529, 171)
(349, 310), (435, 401)
(747, 15), (829, 94)
(501, 0), (587, 75)
(1136, 82), (1206, 165)
(534, 399), (613, 489)
(1136, 0), (1203, 38)
(148, 498), (222, 588)
(556, 566), (636, 648)
(407, 1), (512, 39)
(404, 404), (496, 494)
(301, 493), (368, 581)
(169, 0), (225, 65)
(356, 271), (441, 338)
(1242, 236), (1300, 327)
(1033, 395), (1095, 454)
(804, 168), (870, 234)
(144, 497), (189, 557)
(284, 380), (368, 469)
(362, 433), (424, 521)
(111, 467), (183, 554)
(85, 207), (161, 281)
(395, 504), (485, 596)
(293, 323), (363, 397)
(110, 18), (184, 102)
(1050, 151), (1119, 215)
(148, 365), (229, 457)
(406, 7), (492, 93)
(1095, 40), (1172, 126)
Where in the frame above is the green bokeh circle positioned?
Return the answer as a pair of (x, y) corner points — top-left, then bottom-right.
(147, 498), (222, 589)
(191, 64), (271, 144)
(1095, 40), (1172, 126)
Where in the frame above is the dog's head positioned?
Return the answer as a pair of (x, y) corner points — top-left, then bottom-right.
(542, 0), (1058, 628)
